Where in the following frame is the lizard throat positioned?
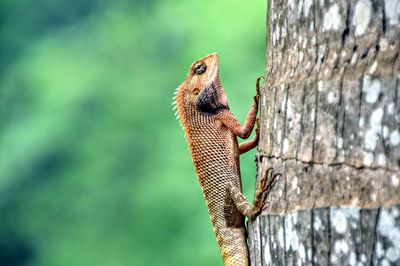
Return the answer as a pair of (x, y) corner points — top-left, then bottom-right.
(197, 82), (228, 114)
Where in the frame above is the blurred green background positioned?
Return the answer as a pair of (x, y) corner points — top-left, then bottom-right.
(0, 0), (266, 265)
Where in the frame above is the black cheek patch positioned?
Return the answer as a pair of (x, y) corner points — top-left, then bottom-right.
(196, 84), (228, 114)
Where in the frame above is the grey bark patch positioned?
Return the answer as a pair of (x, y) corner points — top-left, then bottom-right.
(268, 215), (286, 265)
(374, 205), (400, 265)
(312, 208), (330, 265)
(248, 206), (400, 265)
(248, 216), (262, 266)
(298, 82), (317, 162)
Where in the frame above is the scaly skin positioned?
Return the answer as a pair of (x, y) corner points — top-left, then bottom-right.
(173, 53), (278, 266)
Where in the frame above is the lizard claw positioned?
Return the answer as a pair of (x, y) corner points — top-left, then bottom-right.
(268, 173), (281, 192)
(258, 168), (281, 197)
(258, 167), (272, 191)
(256, 76), (265, 96)
(254, 76), (264, 104)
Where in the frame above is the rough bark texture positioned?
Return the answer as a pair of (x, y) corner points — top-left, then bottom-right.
(248, 0), (400, 265)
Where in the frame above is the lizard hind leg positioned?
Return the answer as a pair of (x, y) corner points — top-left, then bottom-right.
(227, 168), (280, 220)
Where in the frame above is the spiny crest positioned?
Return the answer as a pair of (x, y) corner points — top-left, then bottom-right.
(172, 82), (187, 134)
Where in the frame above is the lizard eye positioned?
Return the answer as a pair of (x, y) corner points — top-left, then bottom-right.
(193, 88), (200, 95)
(194, 63), (207, 74)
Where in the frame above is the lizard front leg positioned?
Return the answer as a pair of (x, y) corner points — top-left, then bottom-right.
(216, 77), (263, 139)
(227, 168), (280, 219)
(239, 119), (260, 154)
(216, 77), (264, 139)
(238, 133), (259, 154)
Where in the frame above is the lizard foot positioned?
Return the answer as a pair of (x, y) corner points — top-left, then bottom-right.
(252, 168), (281, 218)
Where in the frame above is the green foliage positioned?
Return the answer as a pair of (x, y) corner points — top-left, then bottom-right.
(0, 0), (266, 265)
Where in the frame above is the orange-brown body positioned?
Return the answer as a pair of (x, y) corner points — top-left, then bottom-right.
(174, 53), (277, 266)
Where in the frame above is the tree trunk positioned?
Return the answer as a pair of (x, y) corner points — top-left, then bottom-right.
(248, 0), (400, 265)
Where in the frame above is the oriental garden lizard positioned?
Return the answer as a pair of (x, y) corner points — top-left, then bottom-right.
(173, 53), (279, 266)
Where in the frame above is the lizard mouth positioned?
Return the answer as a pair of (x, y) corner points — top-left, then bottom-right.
(204, 53), (219, 86)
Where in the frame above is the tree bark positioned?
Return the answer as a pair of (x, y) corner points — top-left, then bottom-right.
(248, 0), (400, 265)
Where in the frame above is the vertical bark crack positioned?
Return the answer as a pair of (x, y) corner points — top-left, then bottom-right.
(358, 209), (363, 264)
(296, 84), (307, 159)
(311, 80), (319, 162)
(267, 215), (273, 266)
(310, 209), (315, 266)
(334, 68), (345, 161)
(282, 86), (289, 213)
(283, 162), (289, 213)
(270, 87), (278, 155)
(357, 75), (363, 129)
(327, 208), (332, 266)
(281, 217), (286, 265)
(381, 3), (386, 34)
(341, 1), (351, 46)
(258, 217), (263, 266)
(395, 76), (399, 108)
(369, 207), (381, 265)
(281, 85), (289, 158)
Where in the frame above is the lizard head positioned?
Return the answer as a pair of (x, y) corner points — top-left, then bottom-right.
(173, 53), (229, 127)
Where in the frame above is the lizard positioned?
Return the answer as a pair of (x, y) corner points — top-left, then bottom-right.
(173, 53), (279, 266)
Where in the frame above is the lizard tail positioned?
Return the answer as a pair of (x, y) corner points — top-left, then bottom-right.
(218, 227), (249, 266)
